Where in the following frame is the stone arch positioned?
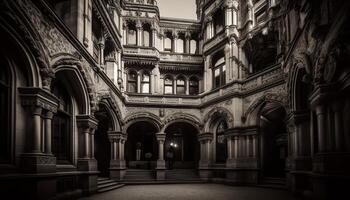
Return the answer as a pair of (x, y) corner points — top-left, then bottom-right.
(244, 92), (288, 126)
(0, 8), (48, 88)
(162, 112), (201, 133)
(98, 97), (123, 132)
(123, 112), (163, 133)
(52, 60), (92, 115)
(288, 53), (313, 111)
(203, 107), (234, 133)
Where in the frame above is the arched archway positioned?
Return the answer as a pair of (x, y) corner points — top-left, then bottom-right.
(94, 104), (113, 177)
(126, 121), (159, 169)
(258, 102), (288, 178)
(164, 122), (199, 169)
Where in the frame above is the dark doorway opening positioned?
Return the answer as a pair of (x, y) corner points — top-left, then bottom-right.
(94, 106), (112, 177)
(126, 121), (158, 169)
(259, 103), (287, 178)
(164, 122), (199, 169)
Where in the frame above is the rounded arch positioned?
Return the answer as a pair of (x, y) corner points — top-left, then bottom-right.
(244, 92), (288, 126)
(123, 112), (162, 133)
(162, 112), (201, 133)
(203, 107), (234, 132)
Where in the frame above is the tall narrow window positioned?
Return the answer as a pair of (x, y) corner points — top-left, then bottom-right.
(128, 70), (138, 93)
(52, 82), (72, 164)
(0, 61), (10, 163)
(216, 120), (228, 163)
(141, 72), (150, 94)
(164, 37), (172, 52)
(164, 76), (174, 94)
(176, 76), (186, 95)
(190, 39), (197, 54)
(213, 56), (226, 89)
(127, 23), (137, 45)
(176, 38), (185, 53)
(143, 24), (151, 47)
(189, 77), (199, 95)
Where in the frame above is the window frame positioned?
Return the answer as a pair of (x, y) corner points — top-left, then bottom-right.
(164, 75), (174, 95)
(212, 57), (226, 89)
(176, 76), (186, 95)
(127, 70), (138, 93)
(189, 76), (199, 95)
(141, 71), (151, 94)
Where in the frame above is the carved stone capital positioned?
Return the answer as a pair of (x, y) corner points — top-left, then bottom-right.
(18, 87), (59, 114)
(76, 114), (99, 132)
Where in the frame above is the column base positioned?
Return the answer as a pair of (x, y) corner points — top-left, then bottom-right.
(79, 173), (98, 195)
(109, 168), (126, 180)
(77, 158), (97, 171)
(156, 160), (166, 180)
(20, 153), (56, 173)
(110, 159), (126, 169)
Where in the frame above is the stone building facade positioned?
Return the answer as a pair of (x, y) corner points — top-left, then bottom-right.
(0, 0), (349, 199)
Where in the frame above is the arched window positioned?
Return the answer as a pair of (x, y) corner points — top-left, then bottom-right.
(164, 76), (174, 94)
(216, 120), (228, 163)
(127, 23), (137, 45)
(176, 38), (185, 53)
(52, 82), (72, 164)
(128, 70), (138, 93)
(164, 33), (173, 52)
(143, 24), (152, 47)
(213, 54), (226, 89)
(141, 71), (150, 94)
(176, 76), (186, 95)
(0, 60), (10, 163)
(190, 39), (197, 54)
(213, 8), (224, 34)
(189, 77), (199, 95)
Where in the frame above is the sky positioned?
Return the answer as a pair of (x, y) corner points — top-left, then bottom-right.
(157, 0), (197, 20)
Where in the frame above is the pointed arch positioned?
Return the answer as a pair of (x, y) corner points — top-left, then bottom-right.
(203, 107), (234, 132)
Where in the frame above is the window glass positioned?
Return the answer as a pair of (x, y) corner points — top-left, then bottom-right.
(164, 77), (173, 94)
(143, 30), (150, 47)
(189, 77), (199, 95)
(190, 40), (197, 54)
(141, 73), (150, 93)
(176, 39), (184, 53)
(176, 77), (186, 95)
(128, 29), (137, 45)
(164, 37), (172, 52)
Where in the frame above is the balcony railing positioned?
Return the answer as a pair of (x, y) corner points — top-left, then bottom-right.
(124, 63), (283, 106)
(123, 46), (159, 57)
(159, 52), (203, 63)
(125, 0), (158, 6)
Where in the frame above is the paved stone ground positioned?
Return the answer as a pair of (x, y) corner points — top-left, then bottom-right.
(79, 184), (300, 200)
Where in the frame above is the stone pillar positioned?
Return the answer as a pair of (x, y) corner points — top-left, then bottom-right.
(173, 32), (178, 53)
(76, 115), (98, 172)
(198, 133), (213, 180)
(109, 131), (127, 180)
(136, 21), (142, 46)
(98, 37), (105, 67)
(151, 28), (156, 47)
(332, 102), (344, 151)
(156, 133), (166, 180)
(43, 111), (54, 155)
(185, 33), (191, 54)
(226, 136), (235, 168)
(18, 87), (58, 173)
(315, 105), (327, 152)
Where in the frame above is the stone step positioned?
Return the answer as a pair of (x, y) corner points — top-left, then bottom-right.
(97, 177), (125, 193)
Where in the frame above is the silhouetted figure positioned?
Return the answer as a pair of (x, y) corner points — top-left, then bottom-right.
(166, 147), (174, 169)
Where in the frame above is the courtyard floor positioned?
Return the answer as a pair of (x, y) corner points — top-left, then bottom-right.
(79, 184), (300, 200)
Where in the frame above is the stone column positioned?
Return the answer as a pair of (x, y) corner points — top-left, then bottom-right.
(156, 133), (166, 180)
(136, 21), (142, 46)
(151, 28), (156, 47)
(226, 136), (235, 168)
(43, 111), (54, 155)
(173, 33), (178, 53)
(109, 131), (126, 180)
(315, 105), (327, 152)
(332, 102), (344, 151)
(77, 115), (98, 171)
(198, 133), (213, 180)
(98, 36), (105, 70)
(185, 33), (191, 54)
(19, 87), (58, 173)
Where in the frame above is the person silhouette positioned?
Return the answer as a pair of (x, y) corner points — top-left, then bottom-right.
(166, 146), (174, 169)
